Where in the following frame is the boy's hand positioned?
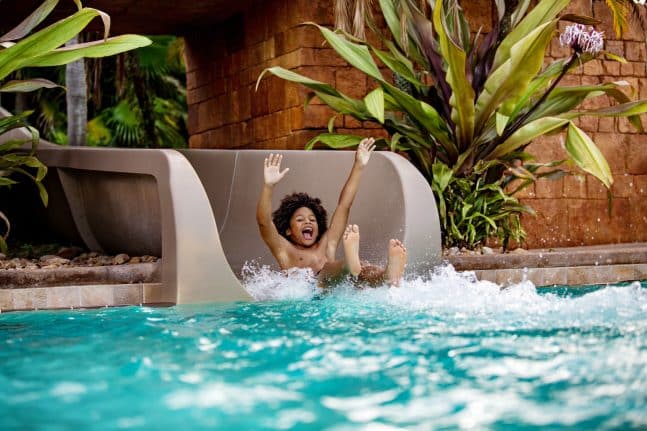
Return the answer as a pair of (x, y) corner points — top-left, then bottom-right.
(264, 153), (289, 186)
(356, 138), (376, 167)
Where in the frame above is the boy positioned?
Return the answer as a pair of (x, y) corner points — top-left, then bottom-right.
(256, 138), (407, 286)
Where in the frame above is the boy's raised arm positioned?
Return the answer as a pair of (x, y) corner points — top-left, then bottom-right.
(257, 154), (290, 259)
(325, 138), (375, 258)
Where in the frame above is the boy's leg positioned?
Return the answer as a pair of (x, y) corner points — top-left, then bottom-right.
(385, 239), (407, 286)
(343, 224), (362, 277)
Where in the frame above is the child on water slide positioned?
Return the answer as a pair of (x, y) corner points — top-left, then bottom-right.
(256, 138), (407, 287)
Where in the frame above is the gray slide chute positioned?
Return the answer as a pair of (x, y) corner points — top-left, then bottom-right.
(1, 114), (442, 304)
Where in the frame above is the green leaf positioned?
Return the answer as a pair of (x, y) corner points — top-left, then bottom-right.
(561, 99), (647, 132)
(25, 35), (152, 67)
(259, 66), (368, 116)
(492, 0), (570, 71)
(530, 82), (631, 120)
(371, 46), (422, 90)
(327, 115), (337, 133)
(0, 8), (110, 80)
(364, 88), (385, 123)
(305, 133), (364, 150)
(0, 78), (60, 92)
(378, 0), (404, 51)
(36, 180), (49, 207)
(432, 161), (453, 193)
(488, 117), (570, 159)
(0, 0), (60, 42)
(495, 112), (509, 136)
(603, 52), (627, 63)
(0, 177), (18, 186)
(433, 1), (475, 147)
(311, 24), (383, 82)
(476, 20), (557, 129)
(565, 123), (613, 188)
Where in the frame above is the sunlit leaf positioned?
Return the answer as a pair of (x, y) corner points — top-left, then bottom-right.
(364, 88), (385, 123)
(565, 123), (613, 188)
(0, 78), (60, 92)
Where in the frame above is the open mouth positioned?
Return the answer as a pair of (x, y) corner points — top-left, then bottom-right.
(302, 227), (314, 241)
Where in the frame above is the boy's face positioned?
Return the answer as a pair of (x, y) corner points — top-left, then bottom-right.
(286, 206), (318, 247)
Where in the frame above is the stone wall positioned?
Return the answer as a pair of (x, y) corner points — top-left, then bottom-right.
(184, 0), (647, 248)
(520, 1), (647, 248)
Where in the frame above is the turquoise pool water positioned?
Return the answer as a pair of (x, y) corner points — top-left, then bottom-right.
(1, 267), (646, 430)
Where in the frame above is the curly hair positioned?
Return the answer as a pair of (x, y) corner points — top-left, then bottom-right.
(272, 192), (328, 243)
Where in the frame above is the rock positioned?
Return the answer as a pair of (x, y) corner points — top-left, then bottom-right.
(39, 255), (70, 267)
(510, 248), (528, 254)
(482, 246), (494, 255)
(88, 251), (99, 258)
(447, 247), (460, 256)
(57, 246), (84, 260)
(113, 253), (130, 265)
(97, 256), (113, 266)
(0, 253), (6, 260)
(129, 256), (141, 264)
(141, 255), (157, 263)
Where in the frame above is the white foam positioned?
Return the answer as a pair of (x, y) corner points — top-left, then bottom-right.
(242, 262), (319, 301)
(242, 263), (647, 326)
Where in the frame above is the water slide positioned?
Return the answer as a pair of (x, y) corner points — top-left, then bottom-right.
(1, 112), (442, 304)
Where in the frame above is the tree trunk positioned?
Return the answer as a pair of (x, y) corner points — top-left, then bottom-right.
(66, 36), (87, 146)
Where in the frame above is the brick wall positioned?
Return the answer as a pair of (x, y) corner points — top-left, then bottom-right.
(184, 0), (647, 248)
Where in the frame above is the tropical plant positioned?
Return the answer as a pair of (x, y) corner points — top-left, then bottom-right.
(0, 0), (151, 252)
(86, 36), (188, 149)
(605, 0), (647, 37)
(258, 0), (647, 248)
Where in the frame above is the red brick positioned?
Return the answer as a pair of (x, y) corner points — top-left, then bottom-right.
(598, 117), (615, 133)
(611, 174), (636, 198)
(591, 132), (626, 174)
(550, 38), (571, 58)
(186, 71), (197, 90)
(526, 136), (567, 164)
(605, 40), (624, 57)
(587, 175), (609, 199)
(535, 177), (563, 199)
(521, 198), (570, 248)
(602, 60), (620, 76)
(275, 26), (323, 56)
(621, 61), (634, 76)
(626, 134), (647, 174)
(344, 115), (362, 128)
(629, 197), (647, 236)
(286, 130), (323, 150)
(563, 175), (587, 198)
(509, 180), (535, 199)
(299, 48), (348, 67)
(187, 104), (199, 135)
(335, 68), (367, 99)
(635, 175), (647, 196)
(583, 60), (603, 76)
(560, 74), (581, 86)
(252, 116), (268, 142)
(291, 105), (339, 129)
(576, 115), (598, 132)
(626, 41), (645, 62)
(568, 198), (631, 245)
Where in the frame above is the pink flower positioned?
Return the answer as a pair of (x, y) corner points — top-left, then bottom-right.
(559, 24), (604, 55)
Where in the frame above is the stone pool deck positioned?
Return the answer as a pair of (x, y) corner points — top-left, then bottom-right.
(1, 243), (646, 312)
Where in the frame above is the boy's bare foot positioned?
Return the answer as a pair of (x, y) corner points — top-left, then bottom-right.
(343, 224), (362, 277)
(385, 239), (407, 287)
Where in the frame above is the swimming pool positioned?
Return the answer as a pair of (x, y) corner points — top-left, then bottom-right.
(1, 266), (646, 430)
